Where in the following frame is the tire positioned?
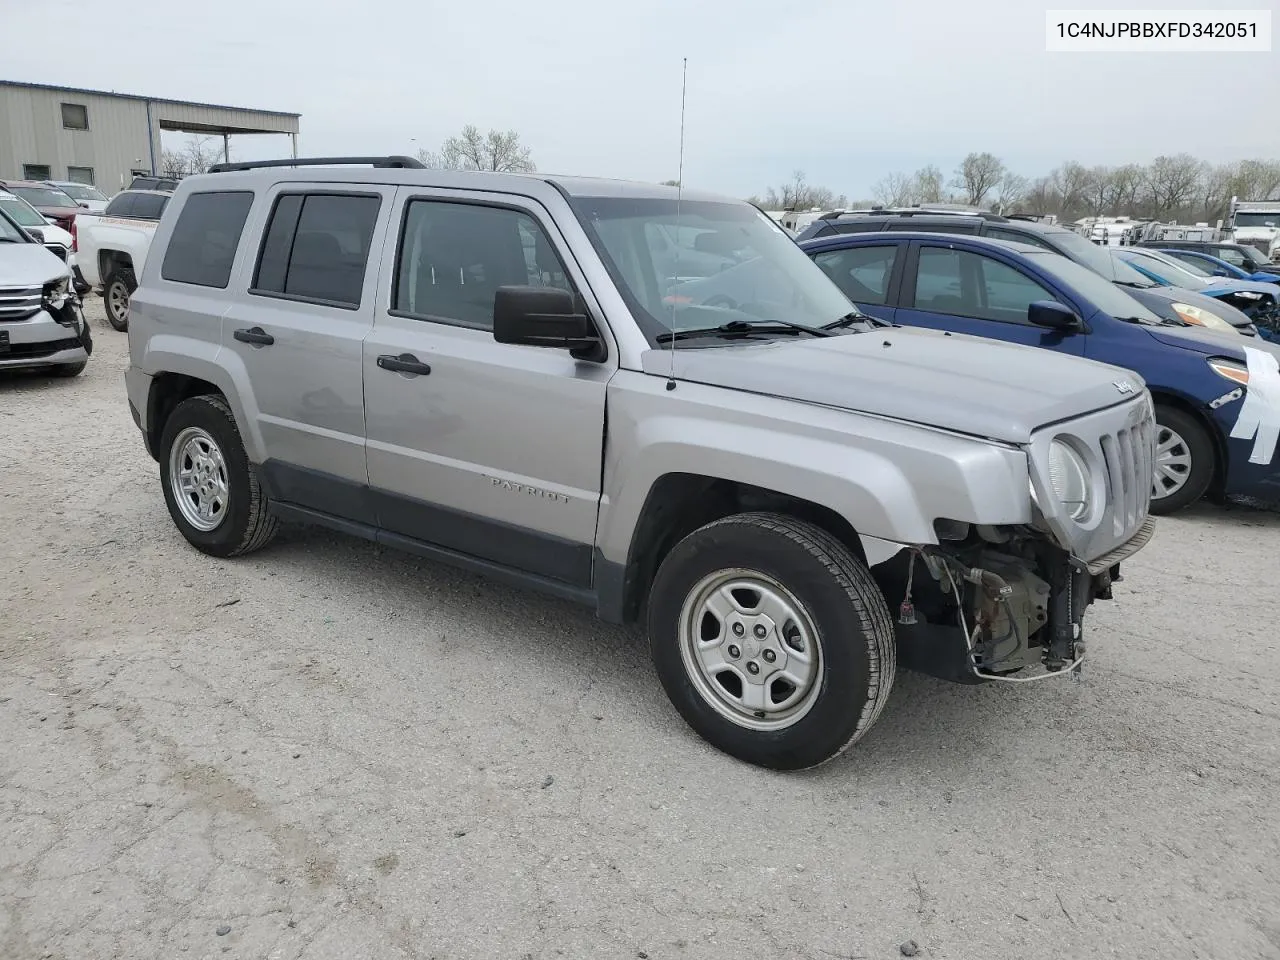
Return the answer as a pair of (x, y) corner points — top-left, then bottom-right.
(647, 512), (896, 770)
(50, 361), (86, 378)
(104, 268), (135, 332)
(1150, 405), (1215, 515)
(158, 395), (278, 557)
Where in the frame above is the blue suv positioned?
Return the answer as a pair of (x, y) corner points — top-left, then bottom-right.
(799, 231), (1280, 513)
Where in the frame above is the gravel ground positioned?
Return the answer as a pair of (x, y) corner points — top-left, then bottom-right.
(3, 300), (1279, 960)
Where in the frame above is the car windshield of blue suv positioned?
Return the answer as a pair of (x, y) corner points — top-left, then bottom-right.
(570, 196), (859, 343)
(1023, 250), (1166, 324)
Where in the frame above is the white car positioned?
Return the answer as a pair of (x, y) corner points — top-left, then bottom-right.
(45, 180), (110, 213)
(75, 189), (172, 331)
(0, 205), (92, 377)
(0, 189), (75, 252)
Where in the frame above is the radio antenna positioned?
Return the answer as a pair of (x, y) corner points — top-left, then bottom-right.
(666, 56), (688, 391)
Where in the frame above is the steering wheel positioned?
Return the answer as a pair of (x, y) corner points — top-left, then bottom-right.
(702, 294), (739, 309)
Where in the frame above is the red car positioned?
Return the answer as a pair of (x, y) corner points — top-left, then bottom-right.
(0, 180), (82, 233)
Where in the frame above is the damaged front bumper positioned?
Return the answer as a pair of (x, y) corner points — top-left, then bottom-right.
(873, 517), (1156, 686)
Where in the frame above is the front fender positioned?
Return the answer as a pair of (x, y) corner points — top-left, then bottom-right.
(596, 374), (1032, 565)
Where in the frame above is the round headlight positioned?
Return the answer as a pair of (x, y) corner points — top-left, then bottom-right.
(1048, 439), (1092, 521)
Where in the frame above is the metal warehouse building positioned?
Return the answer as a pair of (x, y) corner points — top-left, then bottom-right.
(0, 81), (299, 193)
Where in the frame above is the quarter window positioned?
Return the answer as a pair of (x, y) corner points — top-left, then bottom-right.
(394, 201), (575, 329)
(161, 192), (255, 288)
(252, 193), (381, 308)
(811, 245), (898, 305)
(60, 103), (89, 130)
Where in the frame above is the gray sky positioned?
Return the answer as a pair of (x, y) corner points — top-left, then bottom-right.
(9, 0), (1278, 198)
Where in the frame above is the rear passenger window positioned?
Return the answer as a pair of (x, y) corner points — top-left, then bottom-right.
(252, 193), (381, 308)
(812, 245), (898, 305)
(393, 200), (575, 330)
(160, 191), (254, 288)
(132, 194), (168, 220)
(104, 193), (136, 218)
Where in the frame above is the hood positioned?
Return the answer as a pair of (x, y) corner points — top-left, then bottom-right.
(640, 327), (1144, 445)
(1145, 322), (1280, 361)
(0, 243), (72, 287)
(1199, 278), (1280, 298)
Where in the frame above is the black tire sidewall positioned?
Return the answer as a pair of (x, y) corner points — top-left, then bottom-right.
(158, 397), (258, 557)
(648, 518), (881, 770)
(1151, 405), (1215, 514)
(105, 272), (133, 331)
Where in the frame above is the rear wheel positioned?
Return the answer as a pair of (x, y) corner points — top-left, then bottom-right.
(104, 268), (135, 332)
(648, 512), (896, 770)
(158, 395), (278, 557)
(1150, 405), (1215, 514)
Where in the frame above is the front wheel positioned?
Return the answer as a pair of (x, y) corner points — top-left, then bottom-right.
(648, 513), (896, 770)
(1150, 405), (1215, 515)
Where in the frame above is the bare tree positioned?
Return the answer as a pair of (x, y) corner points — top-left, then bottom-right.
(1144, 154), (1202, 218)
(416, 125), (535, 173)
(873, 171), (917, 206)
(1230, 159), (1280, 201)
(761, 170), (846, 210)
(156, 135), (223, 179)
(994, 172), (1028, 213)
(1023, 176), (1057, 214)
(1108, 164), (1146, 215)
(911, 165), (946, 204)
(952, 152), (1006, 206)
(1048, 162), (1092, 219)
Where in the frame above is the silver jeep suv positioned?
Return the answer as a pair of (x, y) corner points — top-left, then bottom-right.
(125, 157), (1155, 769)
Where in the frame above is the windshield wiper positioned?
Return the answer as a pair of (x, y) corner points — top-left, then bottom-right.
(1114, 280), (1156, 289)
(656, 318), (832, 344)
(825, 310), (891, 331)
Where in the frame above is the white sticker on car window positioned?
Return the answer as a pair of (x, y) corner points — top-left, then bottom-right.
(1229, 346), (1280, 465)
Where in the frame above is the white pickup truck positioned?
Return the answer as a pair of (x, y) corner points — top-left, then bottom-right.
(75, 188), (172, 331)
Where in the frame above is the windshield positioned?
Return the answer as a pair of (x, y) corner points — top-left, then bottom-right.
(1108, 252), (1159, 287)
(1234, 212), (1280, 229)
(57, 184), (107, 202)
(1041, 228), (1119, 281)
(1236, 246), (1273, 269)
(0, 206), (28, 242)
(1026, 251), (1165, 323)
(0, 194), (47, 228)
(10, 186), (78, 209)
(568, 196), (855, 344)
(1119, 250), (1209, 290)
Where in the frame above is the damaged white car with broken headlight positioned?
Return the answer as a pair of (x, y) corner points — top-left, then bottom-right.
(0, 204), (92, 377)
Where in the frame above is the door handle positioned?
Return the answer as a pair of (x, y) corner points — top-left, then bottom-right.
(377, 353), (432, 376)
(234, 326), (275, 346)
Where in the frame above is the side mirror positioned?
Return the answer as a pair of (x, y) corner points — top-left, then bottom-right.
(1028, 300), (1082, 332)
(493, 285), (605, 362)
(24, 227), (45, 243)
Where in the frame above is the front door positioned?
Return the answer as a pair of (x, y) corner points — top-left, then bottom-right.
(222, 185), (395, 521)
(362, 189), (613, 588)
(894, 242), (1085, 355)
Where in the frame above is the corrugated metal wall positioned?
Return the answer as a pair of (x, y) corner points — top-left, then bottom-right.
(0, 87), (154, 192)
(0, 86), (299, 194)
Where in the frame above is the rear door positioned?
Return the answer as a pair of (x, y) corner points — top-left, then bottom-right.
(808, 241), (904, 324)
(893, 241), (1085, 354)
(221, 184), (396, 521)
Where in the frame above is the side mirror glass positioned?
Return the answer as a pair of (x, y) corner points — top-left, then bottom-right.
(493, 286), (605, 362)
(24, 227), (45, 243)
(1028, 300), (1082, 332)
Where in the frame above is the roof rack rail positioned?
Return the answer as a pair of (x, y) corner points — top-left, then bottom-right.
(207, 155), (425, 174)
